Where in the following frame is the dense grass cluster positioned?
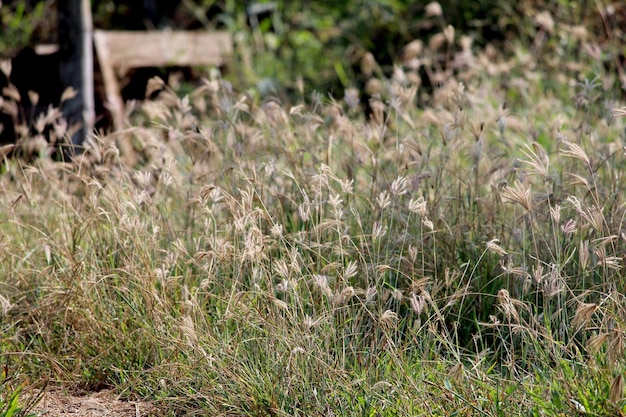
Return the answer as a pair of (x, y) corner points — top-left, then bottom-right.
(2, 12), (626, 416)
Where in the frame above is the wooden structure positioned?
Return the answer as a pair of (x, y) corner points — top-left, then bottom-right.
(58, 0), (94, 154)
(93, 30), (232, 129)
(55, 0), (232, 153)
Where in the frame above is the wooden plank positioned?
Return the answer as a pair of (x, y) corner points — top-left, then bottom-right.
(93, 30), (232, 75)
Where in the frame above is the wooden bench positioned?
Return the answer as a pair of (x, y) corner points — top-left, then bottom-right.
(93, 30), (232, 129)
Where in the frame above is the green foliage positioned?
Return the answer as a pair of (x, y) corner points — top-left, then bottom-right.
(0, 371), (38, 417)
(235, 0), (511, 98)
(0, 1), (46, 57)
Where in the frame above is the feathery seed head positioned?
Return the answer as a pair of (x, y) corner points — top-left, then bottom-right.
(534, 10), (555, 33)
(425, 2), (442, 17)
(303, 315), (320, 330)
(587, 332), (609, 354)
(497, 289), (520, 323)
(579, 240), (590, 271)
(364, 286), (377, 304)
(390, 176), (408, 197)
(408, 245), (418, 263)
(543, 263), (564, 298)
(333, 286), (355, 306)
(276, 279), (289, 294)
(520, 143), (550, 179)
(610, 374), (624, 404)
(560, 141), (590, 167)
(403, 39), (424, 61)
(573, 302), (598, 328)
(270, 223), (283, 237)
(502, 180), (533, 211)
(0, 294), (12, 316)
(408, 196), (427, 216)
(343, 261), (358, 280)
(298, 198), (312, 222)
(372, 222), (388, 242)
(313, 274), (333, 297)
(486, 239), (507, 256)
(410, 292), (426, 315)
(361, 52), (377, 76)
(273, 259), (290, 279)
(377, 190), (392, 210)
(380, 310), (398, 327)
(344, 88), (360, 110)
(0, 59), (11, 77)
(391, 289), (404, 301)
(550, 204), (561, 223)
(340, 178), (354, 194)
(560, 219), (577, 234)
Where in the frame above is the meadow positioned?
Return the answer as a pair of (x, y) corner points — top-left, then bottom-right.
(2, 5), (626, 416)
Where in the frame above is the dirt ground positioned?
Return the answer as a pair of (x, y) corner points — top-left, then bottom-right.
(30, 388), (155, 417)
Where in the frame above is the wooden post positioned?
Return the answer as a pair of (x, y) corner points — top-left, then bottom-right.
(57, 0), (94, 157)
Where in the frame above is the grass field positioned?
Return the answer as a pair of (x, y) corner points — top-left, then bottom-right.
(2, 11), (626, 416)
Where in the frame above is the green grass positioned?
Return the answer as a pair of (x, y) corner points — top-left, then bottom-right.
(2, 12), (626, 416)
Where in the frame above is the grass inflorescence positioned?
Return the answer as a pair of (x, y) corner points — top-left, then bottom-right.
(2, 18), (626, 416)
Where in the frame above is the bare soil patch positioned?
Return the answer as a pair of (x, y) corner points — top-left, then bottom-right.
(30, 388), (155, 417)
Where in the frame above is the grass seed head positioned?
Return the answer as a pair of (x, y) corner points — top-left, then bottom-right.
(560, 219), (577, 234)
(542, 264), (564, 298)
(586, 332), (609, 355)
(372, 222), (388, 242)
(313, 275), (333, 298)
(579, 240), (590, 271)
(408, 245), (418, 263)
(410, 293), (426, 315)
(502, 180), (533, 211)
(425, 2), (443, 18)
(377, 190), (392, 210)
(497, 289), (520, 323)
(390, 176), (408, 197)
(364, 286), (377, 304)
(408, 196), (427, 216)
(0, 294), (12, 316)
(422, 217), (434, 231)
(380, 310), (399, 328)
(333, 286), (355, 306)
(610, 374), (624, 404)
(573, 303), (598, 328)
(560, 141), (591, 167)
(608, 329), (625, 364)
(343, 261), (358, 280)
(0, 59), (11, 77)
(486, 239), (507, 256)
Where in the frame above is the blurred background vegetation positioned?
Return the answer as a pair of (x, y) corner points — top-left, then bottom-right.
(1, 0), (625, 103)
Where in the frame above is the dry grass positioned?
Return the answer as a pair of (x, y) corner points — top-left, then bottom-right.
(2, 14), (626, 417)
